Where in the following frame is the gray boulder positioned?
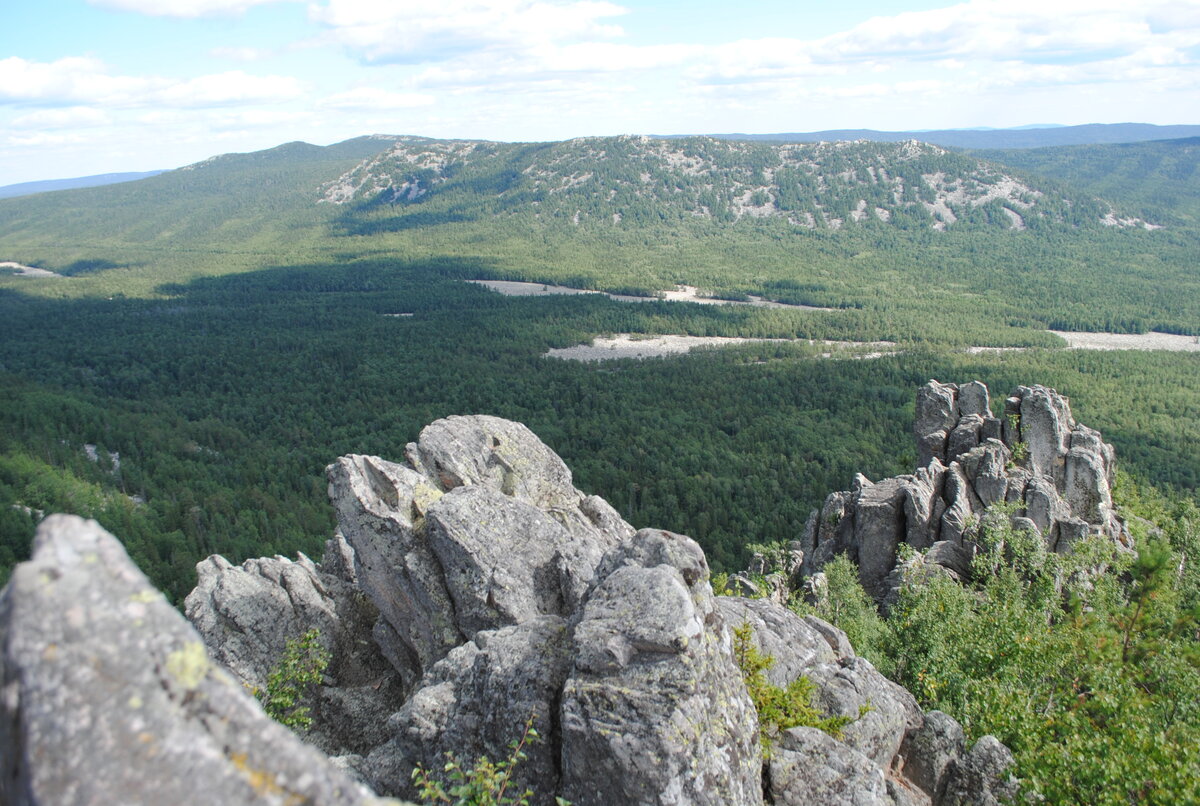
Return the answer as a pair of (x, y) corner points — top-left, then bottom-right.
(185, 551), (338, 690)
(366, 616), (572, 803)
(769, 726), (893, 806)
(184, 539), (406, 757)
(560, 529), (762, 806)
(716, 596), (837, 686)
(941, 735), (1019, 806)
(325, 416), (635, 687)
(899, 710), (966, 803)
(915, 381), (959, 466)
(956, 381), (990, 418)
(806, 655), (924, 770)
(0, 515), (383, 806)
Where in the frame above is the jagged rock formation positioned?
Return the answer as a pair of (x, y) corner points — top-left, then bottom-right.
(0, 515), (386, 806)
(0, 412), (1019, 805)
(321, 416), (759, 804)
(184, 536), (406, 757)
(801, 380), (1129, 602)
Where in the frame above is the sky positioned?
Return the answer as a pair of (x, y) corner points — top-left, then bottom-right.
(1, 0), (1198, 185)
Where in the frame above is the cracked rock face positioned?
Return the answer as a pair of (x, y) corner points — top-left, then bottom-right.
(184, 535), (407, 758)
(803, 380), (1129, 602)
(560, 529), (762, 806)
(0, 516), (378, 806)
(326, 415), (633, 689)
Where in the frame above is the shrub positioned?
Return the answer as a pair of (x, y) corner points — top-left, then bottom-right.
(254, 628), (330, 731)
(732, 622), (855, 747)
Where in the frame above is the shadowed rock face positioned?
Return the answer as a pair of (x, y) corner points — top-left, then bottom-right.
(1, 411), (1019, 806)
(802, 381), (1129, 602)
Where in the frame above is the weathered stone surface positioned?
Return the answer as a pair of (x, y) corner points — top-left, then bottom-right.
(769, 727), (893, 806)
(925, 541), (973, 580)
(326, 416), (635, 686)
(941, 735), (1019, 806)
(185, 539), (405, 757)
(899, 710), (966, 803)
(801, 381), (1125, 603)
(804, 614), (857, 659)
(406, 415), (578, 510)
(560, 529), (762, 806)
(959, 442), (1008, 508)
(424, 486), (598, 634)
(1019, 386), (1072, 482)
(185, 552), (338, 690)
(366, 617), (572, 804)
(915, 381), (958, 440)
(947, 415), (984, 463)
(855, 477), (909, 598)
(939, 464), (977, 546)
(903, 461), (945, 551)
(326, 453), (454, 686)
(956, 381), (990, 418)
(0, 516), (380, 806)
(806, 656), (924, 769)
(1065, 444), (1113, 525)
(716, 596), (837, 686)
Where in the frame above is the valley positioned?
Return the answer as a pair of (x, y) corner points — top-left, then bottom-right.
(0, 129), (1199, 803)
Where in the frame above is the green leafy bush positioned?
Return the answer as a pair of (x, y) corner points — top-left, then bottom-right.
(255, 628), (330, 731)
(412, 717), (569, 806)
(732, 622), (855, 746)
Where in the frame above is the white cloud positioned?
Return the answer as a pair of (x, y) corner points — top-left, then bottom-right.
(0, 58), (305, 108)
(811, 0), (1200, 65)
(680, 0), (1200, 115)
(152, 71), (306, 107)
(210, 46), (275, 61)
(0, 57), (152, 106)
(87, 0), (293, 18)
(309, 0), (628, 63)
(11, 106), (111, 129)
(318, 87), (435, 110)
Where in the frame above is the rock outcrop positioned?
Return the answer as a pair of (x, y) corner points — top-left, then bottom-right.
(0, 411), (1019, 805)
(0, 515), (384, 806)
(722, 595), (1012, 806)
(184, 535), (406, 757)
(801, 380), (1129, 602)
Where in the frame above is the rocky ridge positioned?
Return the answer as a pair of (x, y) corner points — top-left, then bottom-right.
(0, 409), (1024, 805)
(319, 135), (1146, 231)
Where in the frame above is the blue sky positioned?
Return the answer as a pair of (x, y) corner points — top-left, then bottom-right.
(1, 0), (1198, 185)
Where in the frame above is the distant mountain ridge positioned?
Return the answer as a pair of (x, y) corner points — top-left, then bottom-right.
(0, 171), (166, 200)
(681, 123), (1200, 150)
(323, 135), (1149, 232)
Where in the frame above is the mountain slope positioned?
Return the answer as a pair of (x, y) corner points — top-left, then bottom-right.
(0, 171), (167, 200)
(972, 137), (1200, 225)
(0, 136), (396, 252)
(325, 135), (1145, 232)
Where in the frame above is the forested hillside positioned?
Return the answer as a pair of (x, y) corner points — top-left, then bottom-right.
(325, 135), (1135, 231)
(1, 132), (1198, 601)
(973, 137), (1200, 225)
(2, 259), (1200, 603)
